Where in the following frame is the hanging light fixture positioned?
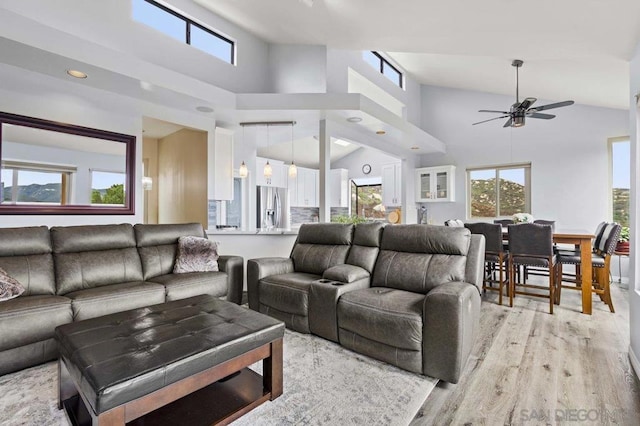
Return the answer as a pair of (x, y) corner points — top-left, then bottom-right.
(263, 124), (273, 179)
(288, 122), (297, 178)
(238, 124), (248, 178)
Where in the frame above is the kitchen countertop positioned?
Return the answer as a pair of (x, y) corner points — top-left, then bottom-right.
(206, 228), (299, 235)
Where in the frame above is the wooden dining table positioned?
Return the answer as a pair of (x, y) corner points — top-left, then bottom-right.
(502, 228), (595, 315)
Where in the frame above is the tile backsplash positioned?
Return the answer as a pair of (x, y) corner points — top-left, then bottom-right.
(291, 207), (319, 225)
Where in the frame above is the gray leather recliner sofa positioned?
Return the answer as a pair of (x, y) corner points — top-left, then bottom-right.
(248, 223), (485, 383)
(0, 223), (243, 376)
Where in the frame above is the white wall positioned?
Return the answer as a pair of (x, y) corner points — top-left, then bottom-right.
(268, 44), (326, 93)
(419, 85), (629, 230)
(332, 146), (400, 180)
(628, 41), (640, 379)
(0, 0), (270, 93)
(326, 49), (422, 126)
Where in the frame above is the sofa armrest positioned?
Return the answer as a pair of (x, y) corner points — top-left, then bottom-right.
(322, 264), (370, 283)
(247, 258), (294, 310)
(422, 281), (481, 384)
(217, 255), (244, 305)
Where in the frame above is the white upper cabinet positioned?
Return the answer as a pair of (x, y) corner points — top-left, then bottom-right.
(382, 162), (401, 206)
(415, 165), (455, 202)
(255, 157), (286, 188)
(289, 167), (318, 207)
(330, 168), (349, 208)
(209, 127), (234, 201)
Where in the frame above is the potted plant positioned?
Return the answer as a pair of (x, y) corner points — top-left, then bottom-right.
(616, 226), (630, 253)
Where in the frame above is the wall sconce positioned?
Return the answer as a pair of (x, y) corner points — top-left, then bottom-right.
(142, 176), (153, 191)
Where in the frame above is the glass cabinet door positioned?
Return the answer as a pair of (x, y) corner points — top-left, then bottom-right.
(436, 172), (448, 200)
(419, 172), (432, 199)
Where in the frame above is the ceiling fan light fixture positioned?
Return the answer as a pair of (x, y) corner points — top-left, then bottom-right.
(513, 116), (525, 127)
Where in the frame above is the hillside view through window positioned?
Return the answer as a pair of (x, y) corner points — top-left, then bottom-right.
(611, 139), (630, 227)
(468, 165), (530, 218)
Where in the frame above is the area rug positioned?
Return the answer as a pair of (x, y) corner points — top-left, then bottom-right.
(0, 330), (437, 425)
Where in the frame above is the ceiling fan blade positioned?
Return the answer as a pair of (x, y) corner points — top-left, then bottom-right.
(517, 97), (537, 110)
(472, 115), (510, 126)
(479, 109), (510, 114)
(503, 117), (513, 128)
(530, 100), (574, 111)
(528, 112), (555, 120)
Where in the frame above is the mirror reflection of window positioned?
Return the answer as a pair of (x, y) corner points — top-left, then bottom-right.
(90, 170), (126, 206)
(215, 177), (244, 229)
(1, 164), (72, 205)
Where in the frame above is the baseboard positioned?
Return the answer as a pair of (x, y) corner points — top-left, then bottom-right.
(630, 345), (640, 381)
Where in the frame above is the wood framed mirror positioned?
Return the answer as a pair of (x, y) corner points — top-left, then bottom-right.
(0, 111), (135, 215)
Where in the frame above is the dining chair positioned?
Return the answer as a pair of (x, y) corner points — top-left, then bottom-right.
(444, 219), (465, 227)
(556, 222), (621, 312)
(493, 219), (514, 226)
(556, 221), (606, 283)
(524, 220), (556, 280)
(465, 222), (507, 305)
(507, 223), (558, 314)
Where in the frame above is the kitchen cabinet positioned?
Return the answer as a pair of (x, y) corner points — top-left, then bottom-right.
(330, 168), (349, 208)
(382, 162), (401, 206)
(415, 165), (455, 202)
(255, 157), (286, 188)
(289, 166), (318, 207)
(209, 127), (234, 201)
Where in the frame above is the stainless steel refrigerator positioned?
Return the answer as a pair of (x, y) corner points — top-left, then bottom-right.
(256, 186), (290, 229)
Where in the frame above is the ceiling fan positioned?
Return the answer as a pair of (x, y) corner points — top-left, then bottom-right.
(473, 60), (574, 128)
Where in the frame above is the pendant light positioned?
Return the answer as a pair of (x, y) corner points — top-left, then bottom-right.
(263, 124), (273, 179)
(238, 124), (248, 178)
(288, 122), (297, 178)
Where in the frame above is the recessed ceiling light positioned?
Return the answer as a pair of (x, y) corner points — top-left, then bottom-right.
(376, 130), (386, 135)
(346, 117), (362, 123)
(333, 139), (350, 147)
(410, 146), (420, 150)
(66, 69), (87, 79)
(196, 106), (214, 113)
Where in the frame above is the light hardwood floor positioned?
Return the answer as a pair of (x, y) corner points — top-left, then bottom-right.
(411, 282), (640, 425)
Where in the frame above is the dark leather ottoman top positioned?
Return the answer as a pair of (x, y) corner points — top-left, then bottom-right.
(55, 294), (284, 415)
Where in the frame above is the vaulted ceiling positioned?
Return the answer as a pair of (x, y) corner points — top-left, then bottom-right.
(196, 0), (640, 110)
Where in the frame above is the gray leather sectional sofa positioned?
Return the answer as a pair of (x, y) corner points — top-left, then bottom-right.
(0, 223), (243, 376)
(248, 222), (485, 383)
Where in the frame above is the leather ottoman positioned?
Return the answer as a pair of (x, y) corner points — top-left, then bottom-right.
(55, 294), (284, 425)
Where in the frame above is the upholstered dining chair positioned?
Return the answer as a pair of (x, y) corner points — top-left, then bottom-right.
(465, 222), (507, 305)
(444, 219), (465, 227)
(493, 219), (514, 227)
(556, 222), (621, 313)
(556, 221), (606, 284)
(524, 220), (557, 280)
(507, 223), (558, 314)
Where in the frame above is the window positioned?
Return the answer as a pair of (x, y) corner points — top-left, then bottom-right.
(363, 51), (403, 88)
(91, 170), (126, 206)
(215, 177), (245, 228)
(132, 0), (235, 64)
(351, 180), (385, 219)
(467, 164), (531, 218)
(1, 163), (73, 205)
(610, 138), (630, 227)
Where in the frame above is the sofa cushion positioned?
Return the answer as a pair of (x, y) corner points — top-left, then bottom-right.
(54, 248), (144, 295)
(296, 223), (353, 245)
(372, 225), (470, 294)
(52, 224), (144, 295)
(259, 272), (320, 316)
(0, 295), (72, 352)
(0, 267), (24, 301)
(173, 236), (219, 273)
(51, 224), (137, 253)
(337, 287), (424, 351)
(149, 272), (228, 301)
(134, 223), (207, 280)
(66, 281), (165, 321)
(291, 245), (351, 275)
(381, 224), (470, 255)
(0, 226), (56, 296)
